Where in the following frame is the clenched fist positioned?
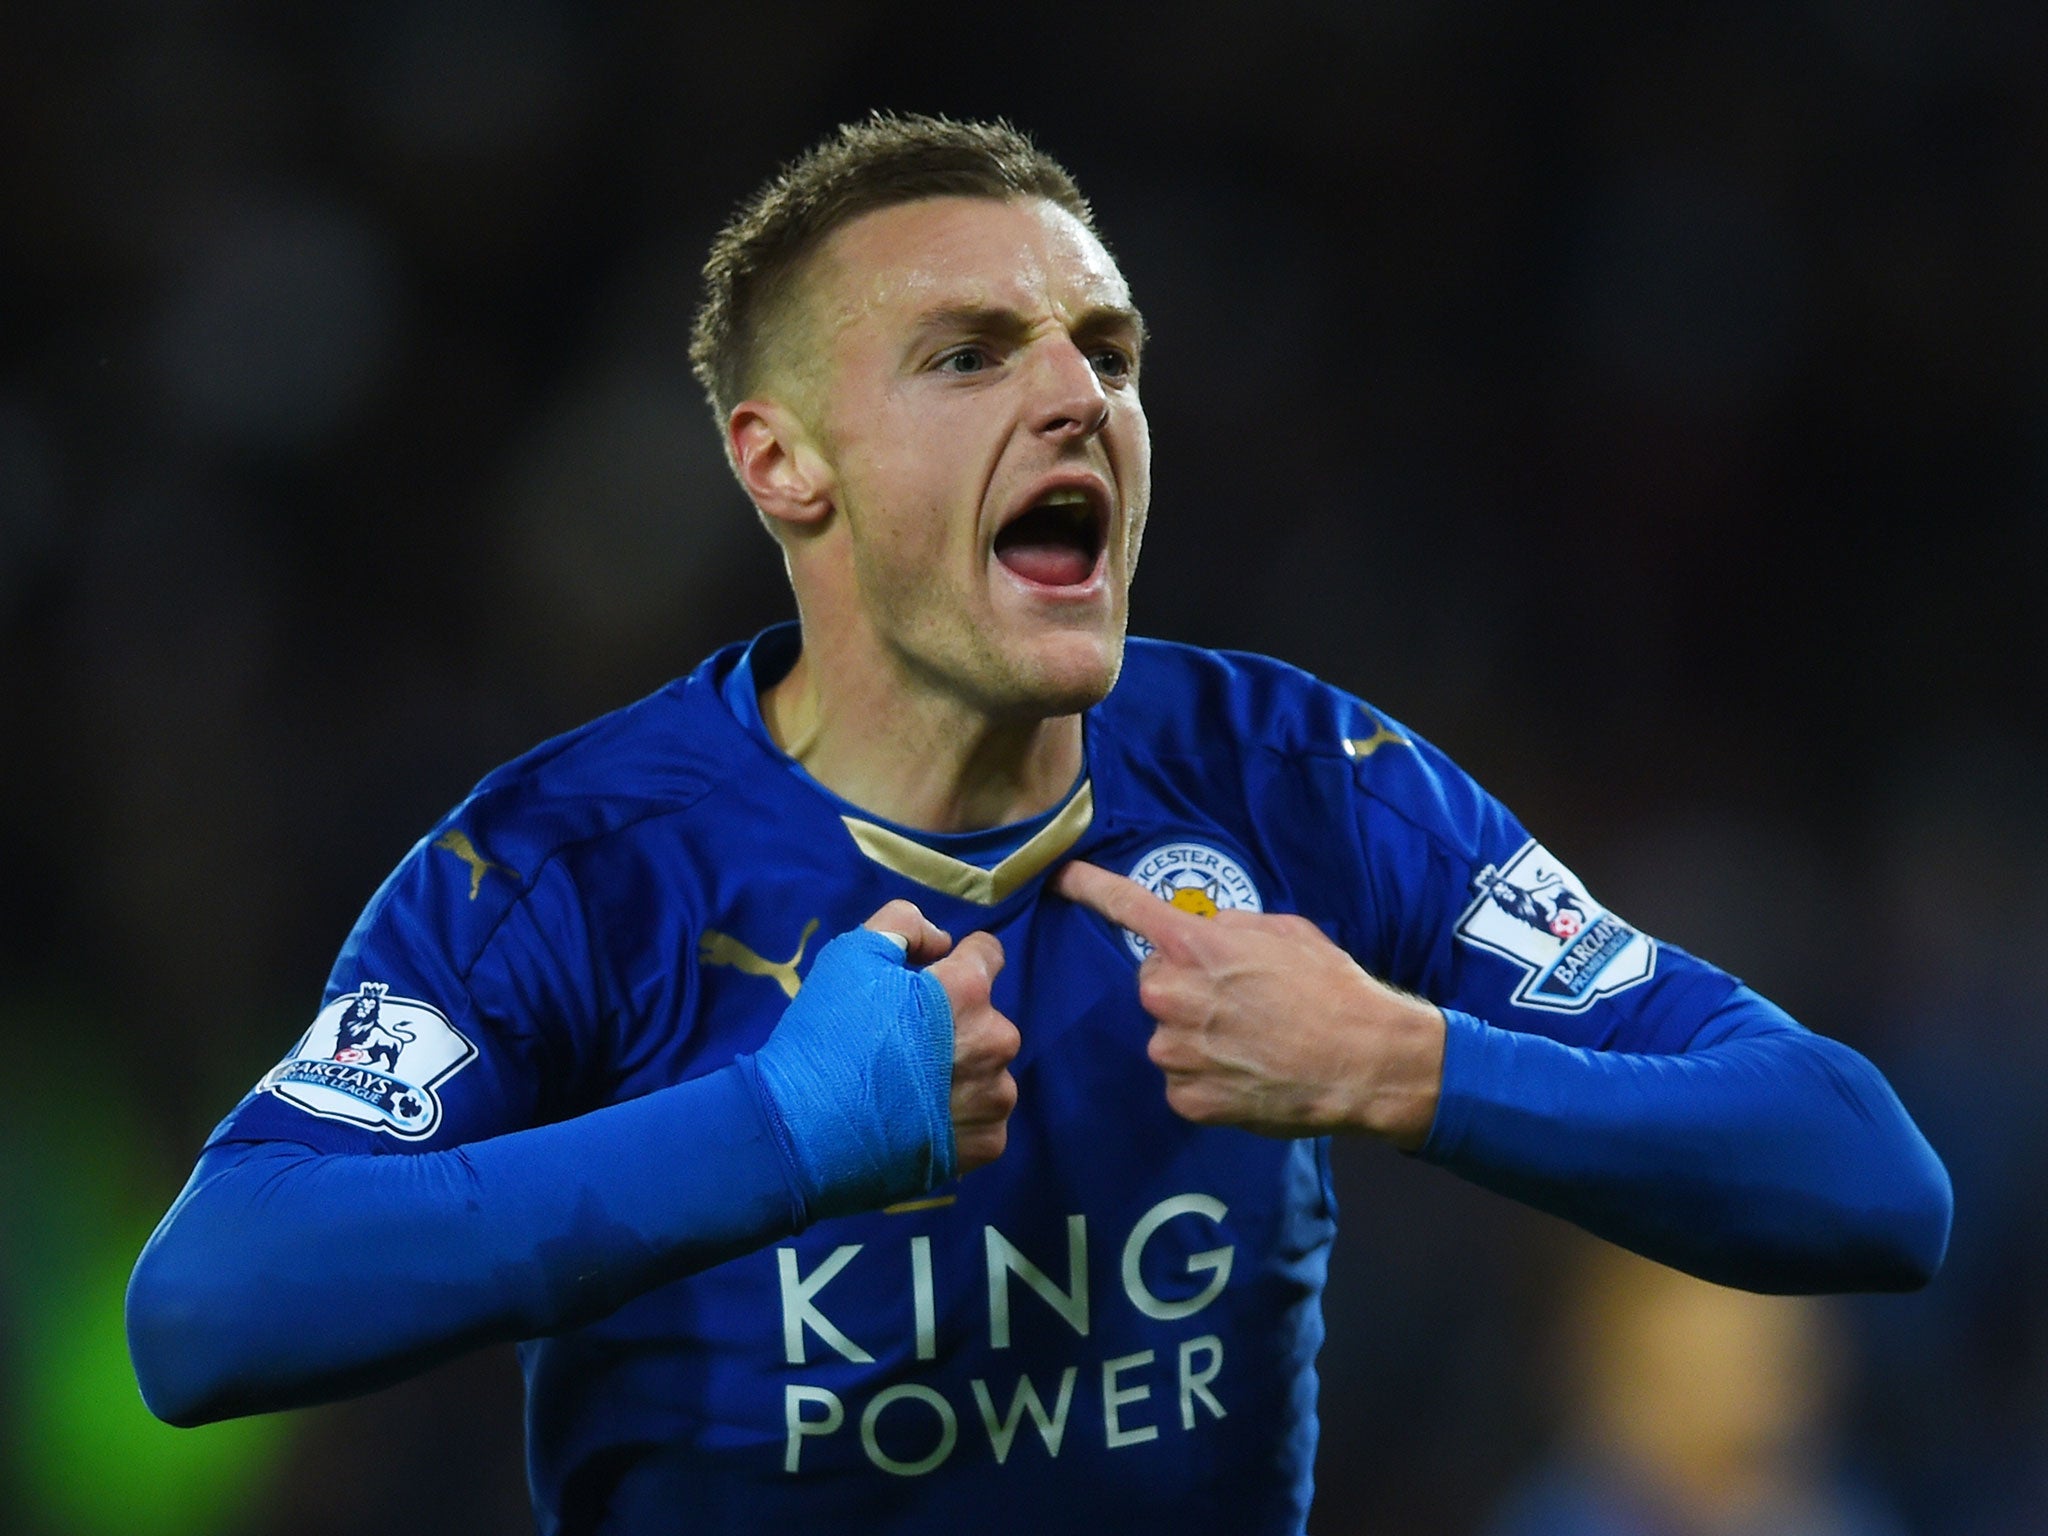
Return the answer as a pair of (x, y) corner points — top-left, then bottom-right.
(864, 900), (1021, 1174)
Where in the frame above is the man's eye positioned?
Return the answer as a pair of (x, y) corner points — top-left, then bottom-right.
(1090, 347), (1135, 380)
(936, 348), (990, 374)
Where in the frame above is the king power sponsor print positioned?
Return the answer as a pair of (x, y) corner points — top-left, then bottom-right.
(777, 1194), (1237, 1476)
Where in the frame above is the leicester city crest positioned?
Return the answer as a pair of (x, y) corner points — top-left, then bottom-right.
(1455, 840), (1655, 1013)
(262, 982), (477, 1138)
(1123, 841), (1264, 960)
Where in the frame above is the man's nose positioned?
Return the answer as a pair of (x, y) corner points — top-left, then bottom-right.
(1025, 338), (1110, 441)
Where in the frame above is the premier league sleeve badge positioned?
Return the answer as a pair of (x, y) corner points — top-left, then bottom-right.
(1454, 840), (1656, 1013)
(261, 982), (478, 1138)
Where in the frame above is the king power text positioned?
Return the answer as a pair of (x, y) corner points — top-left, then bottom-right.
(779, 1193), (1237, 1476)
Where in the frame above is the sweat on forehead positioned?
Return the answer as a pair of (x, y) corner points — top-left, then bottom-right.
(800, 195), (1133, 342)
(688, 114), (1097, 428)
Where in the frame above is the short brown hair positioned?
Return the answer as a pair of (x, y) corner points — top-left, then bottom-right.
(689, 113), (1094, 429)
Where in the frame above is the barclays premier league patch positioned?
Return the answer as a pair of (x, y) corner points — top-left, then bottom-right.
(1455, 840), (1655, 1013)
(262, 982), (476, 1139)
(1124, 842), (1263, 960)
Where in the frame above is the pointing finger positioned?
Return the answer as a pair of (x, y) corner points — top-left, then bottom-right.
(1052, 859), (1196, 947)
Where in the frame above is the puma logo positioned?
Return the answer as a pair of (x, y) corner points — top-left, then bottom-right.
(1342, 717), (1409, 759)
(698, 918), (822, 1000)
(433, 830), (519, 900)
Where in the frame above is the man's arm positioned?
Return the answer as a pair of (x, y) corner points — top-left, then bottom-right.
(127, 902), (1019, 1426)
(1420, 992), (1949, 1292)
(1052, 860), (1950, 1294)
(129, 1068), (801, 1426)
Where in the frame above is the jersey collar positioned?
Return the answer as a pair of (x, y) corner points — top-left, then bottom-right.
(718, 625), (1096, 906)
(839, 783), (1095, 906)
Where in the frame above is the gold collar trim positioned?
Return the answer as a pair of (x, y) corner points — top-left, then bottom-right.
(841, 782), (1095, 906)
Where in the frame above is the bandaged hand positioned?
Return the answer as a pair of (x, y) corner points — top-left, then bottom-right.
(749, 901), (1019, 1221)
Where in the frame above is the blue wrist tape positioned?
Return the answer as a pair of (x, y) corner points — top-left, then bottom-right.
(747, 928), (957, 1221)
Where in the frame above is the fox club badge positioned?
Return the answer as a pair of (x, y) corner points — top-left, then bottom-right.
(1123, 842), (1264, 960)
(1456, 840), (1655, 1013)
(262, 982), (477, 1138)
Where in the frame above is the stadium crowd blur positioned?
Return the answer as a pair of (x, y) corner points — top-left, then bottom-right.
(3, 3), (2043, 1533)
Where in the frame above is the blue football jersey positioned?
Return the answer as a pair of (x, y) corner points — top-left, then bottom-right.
(191, 626), (1932, 1534)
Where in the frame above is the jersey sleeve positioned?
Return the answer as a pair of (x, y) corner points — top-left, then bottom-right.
(206, 819), (601, 1154)
(1336, 706), (1951, 1293)
(128, 813), (809, 1427)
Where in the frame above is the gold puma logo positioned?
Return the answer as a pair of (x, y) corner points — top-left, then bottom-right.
(1342, 716), (1409, 759)
(433, 830), (519, 900)
(698, 918), (822, 1000)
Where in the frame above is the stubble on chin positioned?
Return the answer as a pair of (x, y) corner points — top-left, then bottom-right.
(851, 529), (1133, 720)
(993, 618), (1130, 720)
(883, 610), (1124, 724)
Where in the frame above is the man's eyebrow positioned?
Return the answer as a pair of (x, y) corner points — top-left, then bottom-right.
(1075, 303), (1149, 348)
(908, 302), (1149, 348)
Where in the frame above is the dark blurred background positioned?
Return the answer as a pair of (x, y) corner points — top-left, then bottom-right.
(3, 2), (2042, 1533)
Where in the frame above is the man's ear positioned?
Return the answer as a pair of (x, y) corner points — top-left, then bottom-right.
(729, 399), (833, 532)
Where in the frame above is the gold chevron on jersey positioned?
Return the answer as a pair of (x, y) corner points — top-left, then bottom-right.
(840, 781), (1094, 905)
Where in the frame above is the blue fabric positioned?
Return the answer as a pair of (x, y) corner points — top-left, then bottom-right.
(130, 1066), (801, 1424)
(125, 630), (1950, 1535)
(750, 927), (956, 1220)
(1423, 1000), (1953, 1291)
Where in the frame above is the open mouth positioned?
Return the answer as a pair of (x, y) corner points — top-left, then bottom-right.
(993, 487), (1107, 589)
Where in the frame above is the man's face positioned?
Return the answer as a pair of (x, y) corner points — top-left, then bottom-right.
(791, 195), (1151, 720)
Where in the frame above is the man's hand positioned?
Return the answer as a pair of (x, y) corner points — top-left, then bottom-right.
(863, 901), (1020, 1175)
(750, 901), (1019, 1221)
(1052, 861), (1444, 1148)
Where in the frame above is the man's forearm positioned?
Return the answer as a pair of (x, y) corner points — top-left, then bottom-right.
(1418, 999), (1952, 1292)
(128, 920), (982, 1427)
(127, 1061), (802, 1427)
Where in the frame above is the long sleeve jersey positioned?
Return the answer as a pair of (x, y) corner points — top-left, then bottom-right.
(128, 628), (1951, 1535)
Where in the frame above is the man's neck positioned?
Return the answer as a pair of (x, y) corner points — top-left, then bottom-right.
(759, 644), (1084, 834)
